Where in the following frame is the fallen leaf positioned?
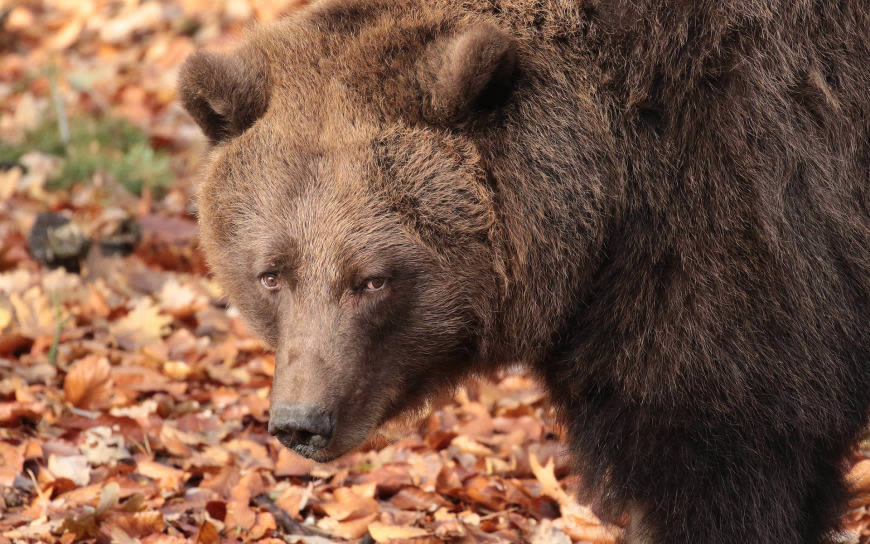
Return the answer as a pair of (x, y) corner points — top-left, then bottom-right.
(0, 306), (12, 331)
(105, 526), (138, 544)
(554, 516), (617, 543)
(9, 287), (57, 338)
(195, 520), (219, 544)
(367, 521), (429, 542)
(136, 460), (184, 491)
(96, 482), (121, 515)
(110, 298), (172, 348)
(64, 356), (113, 411)
(99, 2), (165, 44)
(249, 511), (277, 540)
(530, 518), (572, 544)
(451, 434), (493, 457)
(0, 442), (23, 486)
(158, 278), (205, 317)
(320, 486), (378, 521)
(318, 512), (377, 540)
(529, 452), (571, 505)
(48, 454), (90, 486)
(275, 483), (312, 518)
(82, 426), (131, 465)
(162, 360), (192, 380)
(47, 19), (83, 50)
(848, 460), (870, 492)
(226, 500), (257, 531)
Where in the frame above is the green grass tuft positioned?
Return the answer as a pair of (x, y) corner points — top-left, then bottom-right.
(0, 115), (172, 195)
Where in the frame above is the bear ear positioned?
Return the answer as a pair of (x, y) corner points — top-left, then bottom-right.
(421, 23), (518, 124)
(178, 50), (271, 143)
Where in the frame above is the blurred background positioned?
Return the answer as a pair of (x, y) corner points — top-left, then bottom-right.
(0, 1), (868, 543)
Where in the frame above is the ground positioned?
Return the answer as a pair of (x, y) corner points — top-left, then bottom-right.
(0, 1), (868, 543)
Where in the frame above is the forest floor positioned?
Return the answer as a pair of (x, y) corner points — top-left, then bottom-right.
(1, 1), (869, 543)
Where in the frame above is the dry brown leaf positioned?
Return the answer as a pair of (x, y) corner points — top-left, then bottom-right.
(0, 333), (34, 357)
(110, 298), (172, 348)
(99, 2), (164, 44)
(0, 306), (12, 331)
(367, 521), (429, 542)
(0, 442), (23, 486)
(554, 517), (617, 543)
(9, 287), (57, 338)
(531, 518), (572, 544)
(195, 520), (219, 544)
(82, 426), (131, 465)
(187, 445), (232, 468)
(158, 278), (206, 318)
(390, 487), (448, 512)
(275, 484), (312, 518)
(96, 482), (121, 515)
(249, 511), (277, 540)
(112, 511), (165, 537)
(451, 435), (494, 457)
(136, 460), (184, 491)
(226, 500), (257, 531)
(463, 475), (506, 511)
(0, 168), (22, 201)
(318, 512), (378, 540)
(529, 452), (571, 505)
(104, 526), (138, 544)
(320, 487), (378, 521)
(162, 360), (192, 380)
(47, 454), (90, 486)
(225, 439), (271, 470)
(158, 425), (196, 457)
(139, 535), (187, 544)
(23, 438), (43, 459)
(47, 19), (83, 50)
(64, 356), (113, 411)
(849, 460), (870, 492)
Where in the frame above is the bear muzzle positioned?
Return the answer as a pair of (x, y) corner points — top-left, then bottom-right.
(268, 403), (335, 458)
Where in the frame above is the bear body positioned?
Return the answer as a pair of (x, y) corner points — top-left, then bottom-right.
(179, 1), (870, 542)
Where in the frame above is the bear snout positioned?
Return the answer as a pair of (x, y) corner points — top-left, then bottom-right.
(268, 403), (334, 457)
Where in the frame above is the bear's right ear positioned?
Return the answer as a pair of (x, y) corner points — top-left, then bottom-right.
(420, 23), (517, 124)
(178, 50), (271, 143)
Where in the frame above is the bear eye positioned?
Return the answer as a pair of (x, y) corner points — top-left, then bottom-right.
(260, 273), (280, 290)
(363, 277), (387, 292)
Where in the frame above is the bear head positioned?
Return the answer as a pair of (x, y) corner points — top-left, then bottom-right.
(178, 0), (519, 461)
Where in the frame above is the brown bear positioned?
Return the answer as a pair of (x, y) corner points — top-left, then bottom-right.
(178, 1), (870, 542)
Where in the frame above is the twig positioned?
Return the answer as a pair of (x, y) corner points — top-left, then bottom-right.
(48, 62), (70, 145)
(480, 507), (519, 520)
(252, 494), (333, 538)
(47, 291), (64, 367)
(27, 469), (44, 502)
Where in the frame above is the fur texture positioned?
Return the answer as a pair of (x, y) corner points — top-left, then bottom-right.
(179, 1), (870, 542)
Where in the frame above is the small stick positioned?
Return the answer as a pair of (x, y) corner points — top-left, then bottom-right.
(253, 494), (334, 538)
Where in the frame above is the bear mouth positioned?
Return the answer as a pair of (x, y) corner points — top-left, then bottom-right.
(273, 420), (379, 463)
(275, 433), (341, 462)
(273, 430), (336, 461)
(271, 388), (436, 462)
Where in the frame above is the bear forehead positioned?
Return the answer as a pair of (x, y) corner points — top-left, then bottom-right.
(200, 178), (405, 282)
(204, 119), (376, 196)
(251, 2), (457, 124)
(202, 147), (379, 232)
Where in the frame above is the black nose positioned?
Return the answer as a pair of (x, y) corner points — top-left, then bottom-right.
(268, 404), (333, 453)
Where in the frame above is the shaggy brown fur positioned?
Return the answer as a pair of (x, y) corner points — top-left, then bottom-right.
(179, 1), (870, 542)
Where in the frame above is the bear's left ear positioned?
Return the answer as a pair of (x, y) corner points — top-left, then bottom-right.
(420, 23), (518, 124)
(178, 50), (271, 143)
